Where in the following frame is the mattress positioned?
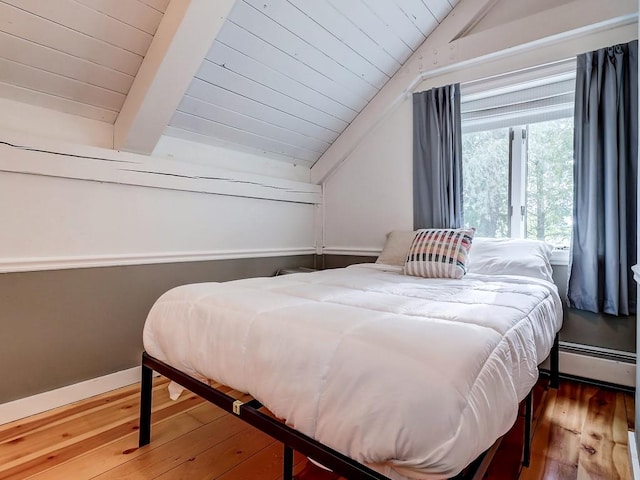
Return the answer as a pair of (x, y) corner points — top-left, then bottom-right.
(143, 263), (562, 479)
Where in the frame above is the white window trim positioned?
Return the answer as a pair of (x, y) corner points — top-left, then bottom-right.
(550, 248), (570, 266)
(508, 126), (527, 238)
(462, 60), (576, 266)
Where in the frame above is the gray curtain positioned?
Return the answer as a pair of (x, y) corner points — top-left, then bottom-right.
(568, 40), (638, 316)
(413, 84), (463, 229)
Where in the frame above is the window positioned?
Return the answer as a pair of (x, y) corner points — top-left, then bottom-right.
(461, 60), (575, 250)
(525, 119), (573, 247)
(461, 127), (510, 238)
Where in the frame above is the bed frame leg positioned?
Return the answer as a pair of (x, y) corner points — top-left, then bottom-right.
(139, 361), (153, 447)
(550, 333), (559, 389)
(283, 444), (294, 480)
(522, 391), (533, 468)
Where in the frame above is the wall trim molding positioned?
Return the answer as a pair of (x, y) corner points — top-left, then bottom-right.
(0, 248), (316, 273)
(322, 247), (381, 256)
(559, 341), (636, 362)
(0, 366), (143, 425)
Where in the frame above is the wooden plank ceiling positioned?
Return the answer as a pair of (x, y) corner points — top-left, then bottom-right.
(168, 0), (458, 165)
(0, 0), (458, 165)
(0, 0), (169, 123)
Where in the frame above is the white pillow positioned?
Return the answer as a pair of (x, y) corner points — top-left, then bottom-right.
(466, 237), (554, 282)
(376, 230), (416, 266)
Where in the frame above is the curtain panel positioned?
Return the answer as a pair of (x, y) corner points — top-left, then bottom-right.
(413, 84), (463, 229)
(568, 40), (638, 316)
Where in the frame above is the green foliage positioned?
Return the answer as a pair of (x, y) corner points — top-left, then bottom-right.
(462, 128), (510, 237)
(462, 118), (574, 247)
(526, 119), (573, 247)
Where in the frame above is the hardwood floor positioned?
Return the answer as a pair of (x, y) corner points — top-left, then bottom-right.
(0, 377), (634, 480)
(518, 382), (634, 480)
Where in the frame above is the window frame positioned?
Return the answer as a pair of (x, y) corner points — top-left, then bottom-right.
(509, 124), (570, 265)
(460, 60), (576, 266)
(461, 120), (573, 265)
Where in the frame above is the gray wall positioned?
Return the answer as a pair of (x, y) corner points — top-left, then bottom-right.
(4, 254), (633, 404)
(0, 255), (315, 404)
(551, 264), (636, 353)
(321, 254), (377, 270)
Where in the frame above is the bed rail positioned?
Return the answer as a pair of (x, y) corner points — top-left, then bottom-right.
(139, 352), (391, 480)
(138, 352), (502, 480)
(550, 333), (560, 388)
(138, 332), (560, 479)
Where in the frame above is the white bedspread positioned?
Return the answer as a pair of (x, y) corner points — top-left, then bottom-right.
(143, 264), (562, 479)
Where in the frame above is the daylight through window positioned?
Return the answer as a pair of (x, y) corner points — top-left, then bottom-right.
(460, 60), (576, 249)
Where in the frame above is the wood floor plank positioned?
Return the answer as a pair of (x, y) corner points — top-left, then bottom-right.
(519, 387), (578, 480)
(0, 378), (169, 444)
(613, 444), (632, 480)
(91, 414), (251, 479)
(577, 389), (629, 480)
(0, 393), (204, 479)
(0, 378), (632, 480)
(185, 401), (229, 425)
(216, 442), (309, 480)
(0, 378), (169, 452)
(547, 382), (588, 466)
(0, 383), (198, 469)
(24, 401), (224, 480)
(624, 393), (636, 431)
(153, 429), (274, 480)
(614, 392), (630, 446)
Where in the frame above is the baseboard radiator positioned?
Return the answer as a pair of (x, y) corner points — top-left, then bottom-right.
(539, 341), (635, 389)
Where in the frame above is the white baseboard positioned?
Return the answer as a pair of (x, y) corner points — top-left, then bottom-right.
(540, 350), (635, 388)
(0, 366), (142, 425)
(629, 432), (640, 479)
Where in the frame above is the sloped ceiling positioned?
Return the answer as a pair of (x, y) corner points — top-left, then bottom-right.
(0, 0), (169, 123)
(167, 0), (457, 165)
(0, 0), (457, 166)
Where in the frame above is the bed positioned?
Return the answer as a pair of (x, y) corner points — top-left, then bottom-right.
(139, 234), (563, 480)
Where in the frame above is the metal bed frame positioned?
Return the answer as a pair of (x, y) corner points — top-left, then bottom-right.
(139, 334), (559, 480)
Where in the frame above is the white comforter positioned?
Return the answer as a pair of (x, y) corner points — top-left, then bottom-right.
(143, 264), (562, 479)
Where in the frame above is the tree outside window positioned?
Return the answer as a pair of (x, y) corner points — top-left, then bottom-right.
(462, 117), (574, 248)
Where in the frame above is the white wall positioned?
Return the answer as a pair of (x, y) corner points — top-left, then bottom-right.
(323, 99), (412, 254)
(0, 172), (315, 271)
(0, 102), (318, 273)
(322, 4), (638, 254)
(0, 87), (318, 409)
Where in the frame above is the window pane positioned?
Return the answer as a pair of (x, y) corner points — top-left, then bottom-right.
(462, 128), (510, 237)
(526, 118), (574, 248)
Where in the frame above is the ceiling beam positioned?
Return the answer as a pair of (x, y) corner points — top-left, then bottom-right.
(114, 0), (236, 154)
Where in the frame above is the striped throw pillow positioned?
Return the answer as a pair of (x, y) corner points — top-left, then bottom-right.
(404, 228), (475, 279)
